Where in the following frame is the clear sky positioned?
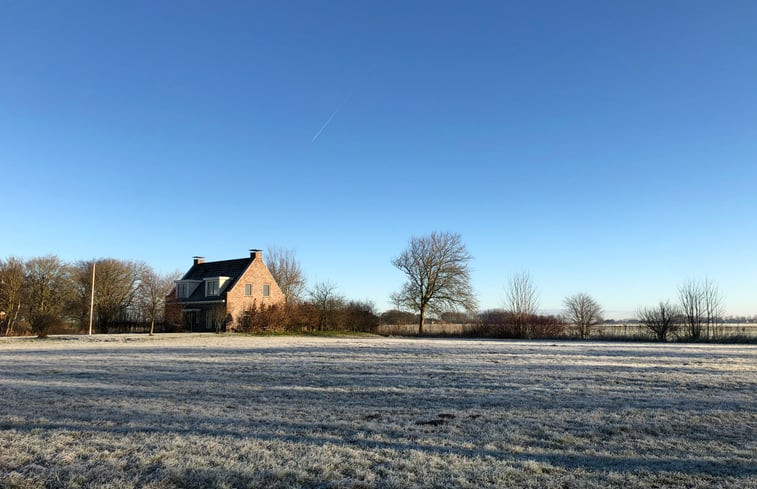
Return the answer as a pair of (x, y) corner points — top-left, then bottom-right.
(2, 1), (756, 318)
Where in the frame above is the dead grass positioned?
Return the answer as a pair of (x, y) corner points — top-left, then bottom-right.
(1, 335), (755, 488)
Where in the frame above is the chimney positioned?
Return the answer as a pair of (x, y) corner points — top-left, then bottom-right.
(249, 249), (262, 261)
(193, 256), (205, 265)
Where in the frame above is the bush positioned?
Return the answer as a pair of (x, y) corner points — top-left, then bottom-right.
(29, 313), (66, 338)
(237, 302), (319, 333)
(380, 309), (418, 325)
(440, 311), (476, 323)
(339, 301), (379, 332)
(237, 300), (380, 334)
(477, 310), (565, 339)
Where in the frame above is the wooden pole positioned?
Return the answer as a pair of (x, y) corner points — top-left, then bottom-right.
(88, 262), (96, 335)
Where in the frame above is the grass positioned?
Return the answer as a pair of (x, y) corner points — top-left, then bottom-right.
(1, 335), (755, 488)
(234, 330), (380, 338)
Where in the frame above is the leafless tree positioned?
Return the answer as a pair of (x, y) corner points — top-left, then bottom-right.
(505, 272), (538, 317)
(679, 278), (724, 340)
(0, 257), (25, 336)
(137, 268), (181, 335)
(391, 232), (477, 335)
(23, 256), (74, 337)
(638, 301), (681, 341)
(504, 272), (538, 337)
(563, 293), (603, 340)
(309, 281), (345, 331)
(209, 306), (231, 334)
(679, 279), (705, 340)
(391, 294), (404, 312)
(703, 279), (724, 338)
(266, 247), (306, 303)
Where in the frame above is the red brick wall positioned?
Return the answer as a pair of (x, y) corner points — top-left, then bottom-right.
(225, 256), (285, 329)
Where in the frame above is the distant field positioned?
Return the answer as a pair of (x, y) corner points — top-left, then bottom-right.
(1, 335), (755, 488)
(376, 322), (757, 339)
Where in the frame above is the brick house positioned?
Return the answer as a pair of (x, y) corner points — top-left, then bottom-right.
(167, 250), (285, 332)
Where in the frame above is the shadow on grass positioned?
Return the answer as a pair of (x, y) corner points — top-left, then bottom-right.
(3, 414), (754, 479)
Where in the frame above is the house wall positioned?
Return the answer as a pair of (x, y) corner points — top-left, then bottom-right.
(185, 305), (226, 332)
(225, 256), (285, 329)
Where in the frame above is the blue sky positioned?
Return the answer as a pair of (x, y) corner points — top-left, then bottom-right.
(2, 1), (756, 318)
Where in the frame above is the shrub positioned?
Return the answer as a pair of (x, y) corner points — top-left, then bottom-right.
(477, 310), (565, 339)
(29, 313), (65, 338)
(339, 300), (379, 332)
(237, 302), (319, 333)
(380, 309), (418, 325)
(237, 300), (379, 333)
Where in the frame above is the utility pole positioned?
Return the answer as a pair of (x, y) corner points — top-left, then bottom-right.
(88, 262), (96, 335)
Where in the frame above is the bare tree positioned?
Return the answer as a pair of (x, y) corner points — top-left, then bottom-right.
(702, 279), (724, 338)
(23, 256), (74, 337)
(391, 232), (477, 335)
(679, 279), (705, 340)
(209, 306), (232, 334)
(137, 268), (181, 336)
(266, 247), (306, 303)
(0, 257), (25, 336)
(679, 278), (725, 340)
(638, 301), (681, 341)
(505, 272), (538, 317)
(563, 293), (603, 340)
(504, 272), (538, 338)
(390, 294), (404, 312)
(309, 281), (344, 331)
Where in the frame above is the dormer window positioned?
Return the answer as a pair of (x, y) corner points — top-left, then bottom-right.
(175, 280), (201, 299)
(178, 283), (190, 298)
(206, 280), (220, 297)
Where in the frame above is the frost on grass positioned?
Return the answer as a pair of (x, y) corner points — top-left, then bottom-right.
(0, 335), (755, 488)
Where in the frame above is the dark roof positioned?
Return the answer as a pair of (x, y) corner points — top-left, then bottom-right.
(179, 257), (252, 303)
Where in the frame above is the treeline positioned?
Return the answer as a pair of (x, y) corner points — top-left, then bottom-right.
(0, 249), (745, 342)
(0, 256), (178, 337)
(232, 303), (568, 339)
(386, 232), (745, 342)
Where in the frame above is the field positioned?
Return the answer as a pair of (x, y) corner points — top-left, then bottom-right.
(375, 322), (757, 339)
(1, 335), (755, 488)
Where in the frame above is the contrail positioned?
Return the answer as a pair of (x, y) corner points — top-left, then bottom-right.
(311, 93), (352, 143)
(311, 108), (340, 143)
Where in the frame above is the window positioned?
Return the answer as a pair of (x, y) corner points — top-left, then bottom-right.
(244, 284), (252, 296)
(263, 284), (270, 297)
(177, 283), (191, 298)
(206, 280), (219, 297)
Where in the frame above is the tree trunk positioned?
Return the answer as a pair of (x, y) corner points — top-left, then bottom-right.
(418, 306), (425, 336)
(149, 318), (155, 336)
(5, 303), (21, 336)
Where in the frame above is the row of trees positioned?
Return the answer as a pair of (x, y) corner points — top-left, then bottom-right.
(389, 232), (728, 341)
(0, 256), (178, 337)
(388, 232), (604, 338)
(638, 279), (725, 341)
(0, 236), (731, 341)
(0, 249), (383, 337)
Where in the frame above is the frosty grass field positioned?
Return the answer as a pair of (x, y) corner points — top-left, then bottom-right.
(1, 335), (755, 488)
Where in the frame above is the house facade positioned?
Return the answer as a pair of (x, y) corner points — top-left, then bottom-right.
(167, 250), (285, 332)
